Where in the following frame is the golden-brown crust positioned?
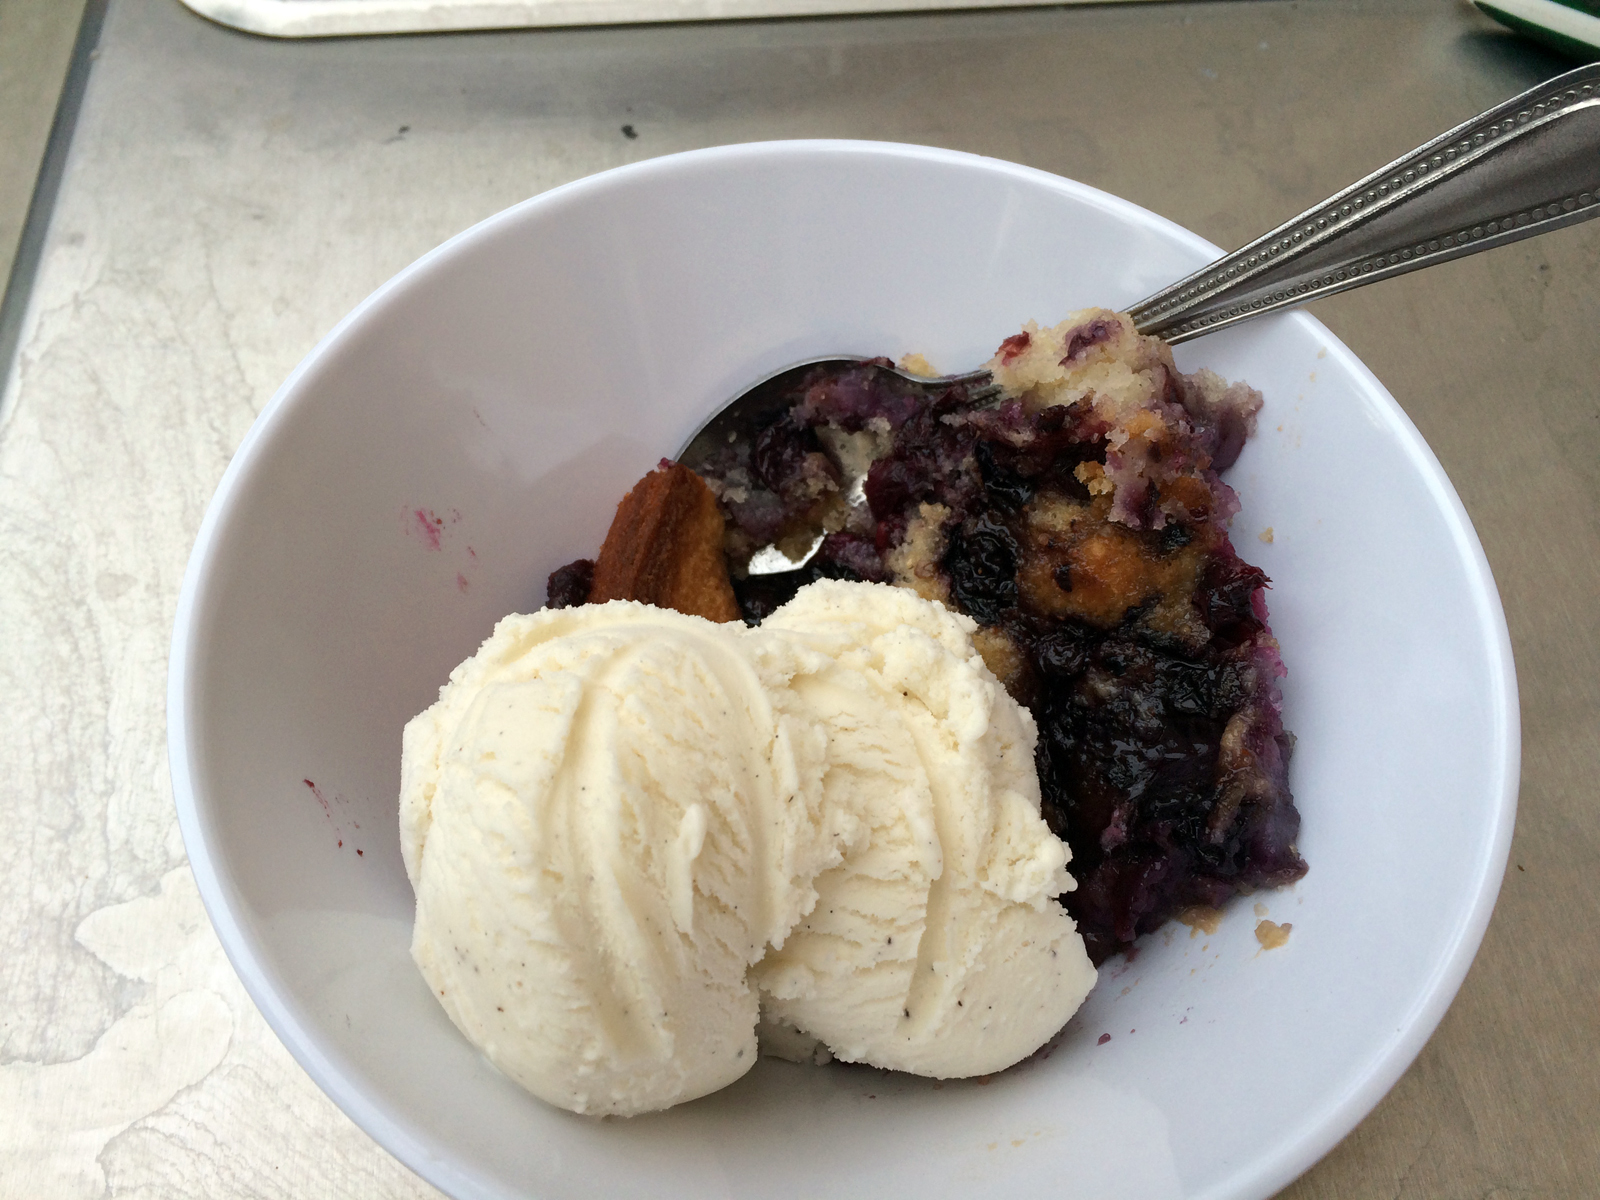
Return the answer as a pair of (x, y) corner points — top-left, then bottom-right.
(1014, 491), (1210, 648)
(884, 502), (952, 606)
(588, 462), (741, 623)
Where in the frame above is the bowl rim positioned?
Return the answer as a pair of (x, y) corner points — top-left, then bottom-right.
(167, 137), (1520, 1200)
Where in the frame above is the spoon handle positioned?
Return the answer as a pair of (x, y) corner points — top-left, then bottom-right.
(1128, 63), (1600, 344)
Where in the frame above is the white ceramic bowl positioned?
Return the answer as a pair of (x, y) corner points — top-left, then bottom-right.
(169, 142), (1519, 1200)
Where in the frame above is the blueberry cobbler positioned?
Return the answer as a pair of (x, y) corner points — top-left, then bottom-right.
(549, 308), (1304, 964)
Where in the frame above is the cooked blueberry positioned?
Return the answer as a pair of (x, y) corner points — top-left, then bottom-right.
(546, 559), (594, 609)
(1159, 522), (1193, 553)
(943, 510), (1020, 626)
(975, 441), (1034, 513)
(751, 414), (826, 494)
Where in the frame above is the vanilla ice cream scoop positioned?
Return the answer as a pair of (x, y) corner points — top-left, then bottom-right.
(400, 581), (1095, 1116)
(400, 603), (849, 1116)
(752, 583), (1096, 1078)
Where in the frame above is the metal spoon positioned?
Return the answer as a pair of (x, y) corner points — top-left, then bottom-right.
(684, 61), (1600, 572)
(1130, 61), (1600, 341)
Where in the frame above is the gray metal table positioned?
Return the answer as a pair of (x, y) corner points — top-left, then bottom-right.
(2, 1), (1596, 1196)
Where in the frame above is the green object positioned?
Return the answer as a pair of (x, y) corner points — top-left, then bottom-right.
(1476, 0), (1600, 60)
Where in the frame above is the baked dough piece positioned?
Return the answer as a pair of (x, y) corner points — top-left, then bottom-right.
(587, 461), (740, 623)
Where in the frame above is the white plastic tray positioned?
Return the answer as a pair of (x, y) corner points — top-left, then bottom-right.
(179, 0), (1148, 38)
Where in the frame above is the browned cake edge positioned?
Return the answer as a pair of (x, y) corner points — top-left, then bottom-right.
(588, 461), (740, 623)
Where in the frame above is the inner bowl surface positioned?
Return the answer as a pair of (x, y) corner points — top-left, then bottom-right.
(170, 141), (1518, 1200)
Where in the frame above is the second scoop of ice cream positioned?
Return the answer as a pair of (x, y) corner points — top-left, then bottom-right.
(752, 583), (1096, 1078)
(400, 580), (1096, 1116)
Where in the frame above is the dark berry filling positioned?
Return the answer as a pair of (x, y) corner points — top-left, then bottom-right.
(678, 356), (1305, 963)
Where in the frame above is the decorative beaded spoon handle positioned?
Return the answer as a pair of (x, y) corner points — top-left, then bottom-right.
(1128, 62), (1600, 343)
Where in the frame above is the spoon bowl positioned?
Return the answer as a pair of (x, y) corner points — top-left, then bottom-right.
(678, 358), (997, 573)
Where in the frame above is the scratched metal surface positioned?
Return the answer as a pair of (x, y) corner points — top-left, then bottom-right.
(1, 0), (1595, 1195)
